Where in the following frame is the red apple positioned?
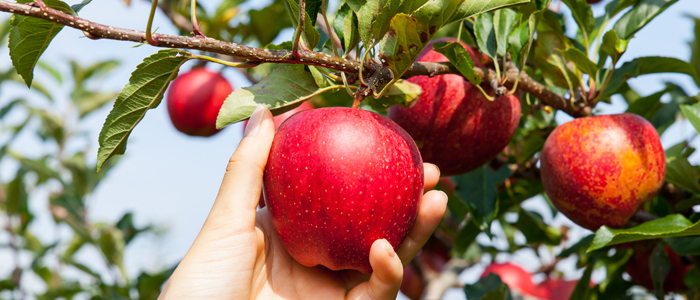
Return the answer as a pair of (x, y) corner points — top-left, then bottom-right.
(482, 263), (546, 298)
(401, 263), (425, 300)
(537, 278), (580, 300)
(263, 107), (424, 273)
(246, 101), (314, 209)
(167, 67), (233, 137)
(388, 38), (521, 176)
(625, 245), (689, 293)
(540, 113), (665, 230)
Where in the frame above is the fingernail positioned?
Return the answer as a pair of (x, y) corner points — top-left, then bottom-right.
(385, 239), (396, 258)
(244, 105), (265, 137)
(438, 190), (448, 201)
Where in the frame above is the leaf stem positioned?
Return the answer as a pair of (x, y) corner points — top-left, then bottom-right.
(146, 0), (159, 46)
(320, 1), (339, 57)
(190, 0), (205, 37)
(292, 0), (305, 60)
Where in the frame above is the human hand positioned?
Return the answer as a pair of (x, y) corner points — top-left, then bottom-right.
(159, 106), (448, 300)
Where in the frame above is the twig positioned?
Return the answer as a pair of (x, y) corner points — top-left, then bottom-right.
(0, 1), (592, 118)
(422, 258), (475, 300)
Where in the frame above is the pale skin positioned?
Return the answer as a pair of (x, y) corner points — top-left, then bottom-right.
(159, 106), (448, 300)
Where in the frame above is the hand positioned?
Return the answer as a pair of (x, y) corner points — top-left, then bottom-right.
(159, 106), (448, 300)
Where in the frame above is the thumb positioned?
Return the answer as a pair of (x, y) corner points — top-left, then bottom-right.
(206, 105), (275, 232)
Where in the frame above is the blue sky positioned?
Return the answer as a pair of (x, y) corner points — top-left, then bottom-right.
(0, 0), (698, 298)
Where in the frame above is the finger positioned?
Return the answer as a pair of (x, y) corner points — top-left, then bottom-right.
(396, 190), (448, 266)
(208, 105), (275, 231)
(345, 239), (403, 300)
(423, 163), (440, 191)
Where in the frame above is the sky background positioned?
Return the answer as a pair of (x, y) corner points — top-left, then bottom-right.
(0, 0), (699, 299)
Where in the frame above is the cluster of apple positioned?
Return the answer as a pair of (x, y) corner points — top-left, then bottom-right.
(164, 36), (680, 295)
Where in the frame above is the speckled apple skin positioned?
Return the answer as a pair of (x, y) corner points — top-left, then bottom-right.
(388, 40), (521, 176)
(540, 113), (665, 230)
(263, 107), (424, 274)
(167, 68), (233, 137)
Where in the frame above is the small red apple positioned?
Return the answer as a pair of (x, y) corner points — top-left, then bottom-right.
(400, 237), (451, 299)
(625, 245), (689, 293)
(536, 278), (580, 300)
(540, 113), (665, 230)
(263, 107), (424, 273)
(388, 38), (521, 176)
(481, 263), (546, 298)
(246, 101), (314, 209)
(166, 68), (233, 137)
(401, 263), (425, 300)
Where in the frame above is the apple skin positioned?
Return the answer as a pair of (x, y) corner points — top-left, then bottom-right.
(263, 107), (424, 273)
(246, 101), (314, 209)
(625, 245), (689, 293)
(481, 263), (546, 298)
(400, 263), (425, 300)
(540, 113), (665, 230)
(167, 68), (233, 137)
(400, 237), (451, 299)
(388, 38), (521, 176)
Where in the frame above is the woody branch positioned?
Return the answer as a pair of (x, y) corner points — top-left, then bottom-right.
(0, 0), (591, 118)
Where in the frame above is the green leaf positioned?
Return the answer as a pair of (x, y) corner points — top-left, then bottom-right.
(494, 9), (518, 58)
(681, 103), (700, 135)
(665, 142), (700, 194)
(605, 56), (699, 96)
(434, 41), (481, 85)
(71, 0), (93, 13)
(570, 261), (595, 300)
(284, 0), (321, 49)
(650, 244), (670, 299)
(8, 0), (75, 87)
(137, 267), (176, 300)
(690, 16), (700, 87)
(378, 14), (425, 79)
(97, 50), (188, 171)
(454, 220), (480, 255)
(333, 2), (360, 52)
(625, 87), (668, 121)
(116, 212), (150, 244)
(665, 235), (700, 255)
(364, 79), (422, 111)
(50, 192), (90, 239)
(516, 209), (562, 245)
(217, 65), (340, 127)
(446, 0), (531, 25)
(5, 169), (32, 230)
(73, 91), (118, 118)
(453, 165), (511, 229)
(474, 13), (496, 59)
(561, 0), (594, 45)
(594, 248), (634, 299)
(613, 0), (678, 40)
(559, 234), (594, 258)
(598, 30), (622, 65)
(410, 0), (465, 36)
(98, 225), (125, 268)
(587, 214), (700, 252)
(249, 0), (293, 46)
(37, 61), (62, 84)
(558, 47), (597, 75)
(463, 273), (513, 300)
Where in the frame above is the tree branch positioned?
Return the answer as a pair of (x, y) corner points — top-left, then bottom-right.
(0, 0), (592, 118)
(422, 258), (475, 300)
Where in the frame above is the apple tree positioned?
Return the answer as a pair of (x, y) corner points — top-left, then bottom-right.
(0, 0), (699, 299)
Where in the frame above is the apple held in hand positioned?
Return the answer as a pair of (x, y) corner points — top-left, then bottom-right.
(388, 38), (521, 176)
(263, 107), (424, 273)
(540, 113), (665, 230)
(246, 101), (314, 208)
(167, 67), (233, 137)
